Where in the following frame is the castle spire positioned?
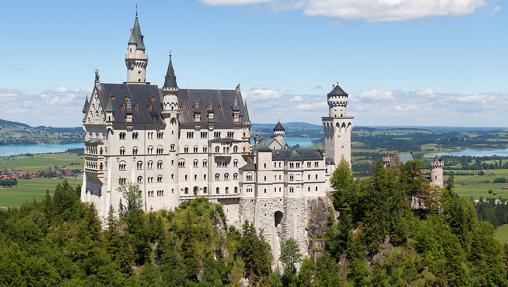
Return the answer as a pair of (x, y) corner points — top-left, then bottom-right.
(128, 8), (145, 51)
(163, 51), (178, 91)
(125, 7), (148, 84)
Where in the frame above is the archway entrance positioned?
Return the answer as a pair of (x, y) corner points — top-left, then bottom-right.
(274, 211), (283, 228)
(193, 186), (198, 196)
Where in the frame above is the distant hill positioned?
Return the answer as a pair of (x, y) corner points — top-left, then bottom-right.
(0, 119), (84, 145)
(252, 122), (323, 138)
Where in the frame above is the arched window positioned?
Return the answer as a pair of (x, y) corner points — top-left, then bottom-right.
(157, 175), (163, 183)
(215, 173), (220, 180)
(157, 160), (163, 169)
(184, 146), (189, 153)
(233, 159), (238, 167)
(290, 174), (294, 181)
(202, 160), (208, 167)
(193, 159), (198, 167)
(178, 159), (185, 168)
(156, 146), (164, 154)
(234, 186), (238, 193)
(290, 187), (294, 193)
(170, 144), (175, 151)
(120, 147), (126, 155)
(132, 132), (138, 139)
(224, 173), (229, 180)
(203, 187), (207, 194)
(215, 146), (220, 153)
(147, 146), (154, 154)
(246, 173), (253, 181)
(225, 187), (229, 194)
(119, 161), (126, 170)
(132, 146), (138, 155)
(233, 146), (238, 153)
(119, 132), (126, 140)
(137, 176), (143, 183)
(203, 146), (208, 153)
(147, 161), (153, 169)
(193, 146), (198, 153)
(184, 187), (189, 194)
(233, 173), (238, 180)
(170, 118), (176, 125)
(136, 161), (143, 170)
(216, 187), (220, 194)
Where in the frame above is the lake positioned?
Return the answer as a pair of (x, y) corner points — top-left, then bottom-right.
(0, 137), (321, 157)
(0, 143), (83, 157)
(427, 148), (508, 158)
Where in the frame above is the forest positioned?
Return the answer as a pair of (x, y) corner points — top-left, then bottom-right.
(0, 161), (507, 286)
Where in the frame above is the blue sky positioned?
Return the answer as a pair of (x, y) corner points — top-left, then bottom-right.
(0, 0), (506, 127)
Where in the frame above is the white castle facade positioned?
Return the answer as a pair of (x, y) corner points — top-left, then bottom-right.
(81, 14), (353, 259)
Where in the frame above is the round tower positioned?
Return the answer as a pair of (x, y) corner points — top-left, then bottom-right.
(273, 121), (285, 146)
(327, 83), (349, 118)
(430, 156), (444, 189)
(125, 10), (148, 84)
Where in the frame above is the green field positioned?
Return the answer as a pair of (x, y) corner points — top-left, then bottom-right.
(495, 224), (508, 244)
(0, 177), (82, 208)
(450, 169), (508, 199)
(0, 152), (83, 171)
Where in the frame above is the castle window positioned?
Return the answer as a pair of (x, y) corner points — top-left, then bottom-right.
(157, 190), (164, 196)
(187, 132), (194, 139)
(224, 173), (229, 181)
(263, 163), (266, 168)
(279, 162), (282, 168)
(290, 187), (294, 193)
(315, 186), (318, 191)
(264, 188), (266, 193)
(214, 131), (221, 138)
(204, 174), (207, 180)
(184, 146), (189, 153)
(203, 146), (208, 153)
(184, 175), (188, 181)
(225, 187), (229, 194)
(185, 187), (189, 194)
(193, 146), (198, 153)
(290, 175), (294, 181)
(193, 159), (198, 168)
(307, 162), (311, 168)
(308, 174), (311, 180)
(178, 159), (185, 168)
(137, 161), (143, 170)
(194, 174), (197, 180)
(315, 174), (318, 180)
(157, 175), (163, 183)
(215, 173), (220, 180)
(203, 187), (207, 193)
(147, 161), (153, 169)
(119, 132), (126, 140)
(132, 132), (139, 139)
(233, 160), (238, 167)
(216, 187), (220, 194)
(132, 146), (138, 155)
(201, 131), (208, 138)
(227, 131), (234, 138)
(170, 144), (175, 151)
(119, 177), (126, 185)
(233, 146), (238, 153)
(157, 132), (164, 139)
(215, 146), (220, 153)
(157, 160), (163, 169)
(148, 177), (153, 183)
(246, 173), (253, 181)
(264, 176), (266, 181)
(147, 146), (154, 154)
(148, 190), (154, 197)
(156, 147), (164, 155)
(119, 162), (126, 171)
(137, 176), (143, 184)
(203, 160), (208, 167)
(120, 147), (126, 155)
(315, 161), (319, 167)
(233, 173), (238, 180)
(308, 187), (311, 192)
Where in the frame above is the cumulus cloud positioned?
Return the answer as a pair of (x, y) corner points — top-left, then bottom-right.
(357, 89), (394, 101)
(0, 87), (89, 127)
(243, 86), (281, 101)
(200, 0), (486, 21)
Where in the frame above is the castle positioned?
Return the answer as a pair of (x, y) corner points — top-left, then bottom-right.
(80, 13), (353, 259)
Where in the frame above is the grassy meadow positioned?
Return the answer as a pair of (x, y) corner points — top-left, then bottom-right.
(0, 177), (82, 208)
(495, 224), (508, 244)
(449, 169), (508, 199)
(0, 152), (83, 171)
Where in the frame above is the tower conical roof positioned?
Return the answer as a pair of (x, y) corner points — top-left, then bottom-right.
(327, 83), (348, 96)
(105, 97), (114, 113)
(128, 13), (145, 51)
(82, 97), (89, 113)
(243, 101), (250, 122)
(163, 53), (178, 90)
(273, 121), (285, 132)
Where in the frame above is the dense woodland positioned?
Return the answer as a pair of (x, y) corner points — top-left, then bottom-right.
(1, 161), (508, 286)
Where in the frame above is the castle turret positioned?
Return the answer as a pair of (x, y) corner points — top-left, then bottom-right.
(322, 83), (354, 166)
(273, 121), (285, 146)
(430, 156), (444, 189)
(125, 10), (148, 84)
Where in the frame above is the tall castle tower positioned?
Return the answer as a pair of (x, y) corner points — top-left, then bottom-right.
(273, 121), (285, 146)
(322, 83), (354, 166)
(125, 10), (148, 84)
(430, 156), (444, 189)
(161, 52), (181, 209)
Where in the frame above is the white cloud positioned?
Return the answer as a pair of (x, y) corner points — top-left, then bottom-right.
(357, 89), (394, 100)
(243, 86), (281, 101)
(290, 95), (305, 102)
(295, 101), (328, 111)
(492, 5), (502, 15)
(201, 0), (486, 21)
(417, 88), (435, 96)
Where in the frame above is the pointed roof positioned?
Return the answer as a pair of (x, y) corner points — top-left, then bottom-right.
(128, 13), (145, 51)
(82, 97), (89, 113)
(163, 52), (178, 90)
(243, 101), (250, 122)
(232, 95), (240, 111)
(328, 83), (348, 96)
(273, 121), (285, 132)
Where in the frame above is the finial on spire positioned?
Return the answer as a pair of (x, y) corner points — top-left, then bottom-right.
(95, 69), (100, 83)
(135, 4), (138, 17)
(169, 50), (172, 61)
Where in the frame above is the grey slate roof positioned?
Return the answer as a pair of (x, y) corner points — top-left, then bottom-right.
(239, 155), (256, 171)
(177, 89), (249, 126)
(328, 84), (348, 96)
(163, 55), (178, 89)
(273, 121), (285, 132)
(272, 148), (324, 161)
(96, 83), (163, 126)
(82, 97), (89, 113)
(128, 15), (145, 51)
